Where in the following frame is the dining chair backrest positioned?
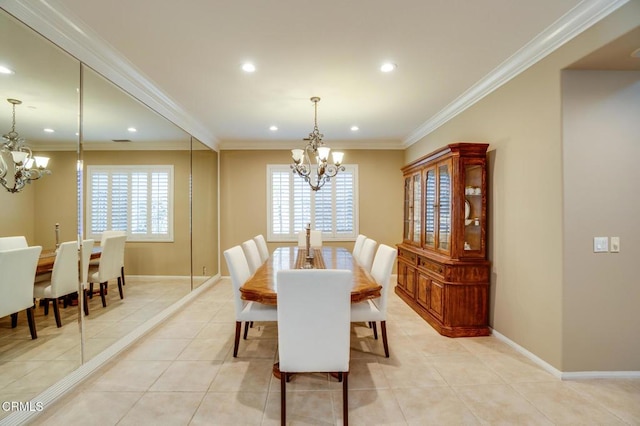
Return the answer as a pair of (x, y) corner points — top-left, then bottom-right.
(297, 229), (322, 248)
(241, 239), (262, 274)
(49, 241), (79, 298)
(93, 235), (126, 283)
(253, 234), (270, 263)
(224, 245), (251, 317)
(0, 236), (28, 251)
(80, 239), (95, 286)
(352, 234), (367, 259)
(276, 269), (352, 373)
(369, 244), (398, 315)
(100, 230), (126, 246)
(0, 246), (42, 318)
(357, 238), (377, 272)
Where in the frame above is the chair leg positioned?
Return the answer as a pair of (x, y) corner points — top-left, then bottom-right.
(233, 321), (241, 357)
(381, 320), (389, 358)
(243, 321), (250, 340)
(10, 313), (18, 328)
(372, 321), (378, 340)
(100, 282), (107, 307)
(280, 368), (287, 426)
(89, 283), (94, 298)
(121, 266), (126, 286)
(343, 371), (349, 426)
(83, 289), (90, 316)
(43, 299), (49, 316)
(117, 277), (124, 299)
(26, 307), (37, 339)
(53, 298), (62, 328)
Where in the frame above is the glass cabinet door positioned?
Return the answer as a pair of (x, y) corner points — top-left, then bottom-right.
(463, 162), (484, 253)
(437, 161), (452, 253)
(424, 167), (436, 248)
(403, 176), (411, 241)
(412, 173), (421, 244)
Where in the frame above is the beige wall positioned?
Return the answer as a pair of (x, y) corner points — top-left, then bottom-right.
(220, 149), (405, 275)
(562, 70), (640, 371)
(405, 2), (639, 371)
(0, 166), (36, 243)
(192, 148), (219, 277)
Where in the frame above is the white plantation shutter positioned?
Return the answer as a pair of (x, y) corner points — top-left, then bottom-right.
(267, 164), (358, 242)
(87, 165), (174, 242)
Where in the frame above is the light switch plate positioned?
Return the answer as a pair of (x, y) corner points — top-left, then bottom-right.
(594, 237), (609, 253)
(610, 237), (620, 253)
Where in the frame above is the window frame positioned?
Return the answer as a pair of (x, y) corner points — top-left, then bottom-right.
(86, 164), (175, 242)
(266, 164), (359, 243)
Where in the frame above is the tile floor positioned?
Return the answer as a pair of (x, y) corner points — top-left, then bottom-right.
(0, 276), (194, 419)
(25, 278), (640, 425)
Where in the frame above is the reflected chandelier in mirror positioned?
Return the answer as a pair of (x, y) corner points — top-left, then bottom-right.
(0, 98), (51, 193)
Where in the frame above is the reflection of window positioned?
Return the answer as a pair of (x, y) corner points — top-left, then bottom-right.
(86, 165), (174, 242)
(267, 164), (358, 242)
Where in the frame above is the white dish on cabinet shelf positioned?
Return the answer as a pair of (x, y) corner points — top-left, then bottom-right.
(465, 199), (470, 219)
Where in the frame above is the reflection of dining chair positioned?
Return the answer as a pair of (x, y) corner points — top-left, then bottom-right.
(33, 241), (79, 327)
(352, 234), (367, 259)
(277, 269), (352, 425)
(0, 236), (28, 250)
(350, 244), (397, 357)
(297, 229), (322, 248)
(0, 246), (42, 339)
(241, 239), (262, 274)
(253, 234), (270, 263)
(80, 239), (94, 316)
(89, 235), (126, 308)
(90, 230), (127, 287)
(224, 245), (277, 357)
(357, 238), (377, 272)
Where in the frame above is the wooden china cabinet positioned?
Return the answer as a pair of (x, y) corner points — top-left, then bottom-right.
(396, 142), (490, 337)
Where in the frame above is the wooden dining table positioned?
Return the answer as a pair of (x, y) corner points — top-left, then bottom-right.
(36, 246), (102, 275)
(240, 246), (382, 304)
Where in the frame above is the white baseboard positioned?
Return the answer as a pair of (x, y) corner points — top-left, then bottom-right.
(491, 328), (640, 380)
(0, 274), (221, 426)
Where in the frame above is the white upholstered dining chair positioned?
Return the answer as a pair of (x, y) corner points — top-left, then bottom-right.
(297, 229), (322, 248)
(0, 236), (28, 250)
(0, 246), (42, 339)
(90, 230), (127, 287)
(350, 243), (397, 357)
(241, 239), (262, 274)
(224, 245), (277, 357)
(79, 239), (94, 316)
(33, 241), (79, 327)
(253, 234), (270, 263)
(351, 234), (367, 259)
(357, 238), (377, 272)
(277, 268), (352, 425)
(88, 235), (126, 308)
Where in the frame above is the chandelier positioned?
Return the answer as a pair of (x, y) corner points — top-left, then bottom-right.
(0, 98), (51, 193)
(290, 97), (344, 191)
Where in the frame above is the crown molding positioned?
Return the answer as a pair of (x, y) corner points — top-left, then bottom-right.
(1, 0), (219, 151)
(218, 138), (405, 151)
(402, 0), (630, 147)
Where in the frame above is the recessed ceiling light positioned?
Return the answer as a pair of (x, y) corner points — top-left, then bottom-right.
(350, 126), (359, 131)
(43, 128), (54, 133)
(380, 62), (397, 73)
(0, 65), (14, 74)
(242, 63), (256, 73)
(127, 127), (137, 132)
(269, 125), (278, 131)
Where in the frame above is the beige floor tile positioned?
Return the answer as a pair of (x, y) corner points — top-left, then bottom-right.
(453, 383), (554, 425)
(565, 378), (640, 425)
(31, 391), (143, 426)
(90, 359), (171, 392)
(6, 360), (79, 393)
(335, 389), (407, 425)
(512, 381), (629, 425)
(393, 386), (481, 425)
(378, 355), (447, 389)
(428, 353), (505, 386)
(149, 360), (222, 392)
(476, 351), (555, 383)
(263, 389), (336, 425)
(117, 391), (205, 426)
(208, 359), (275, 392)
(191, 391), (268, 425)
(146, 320), (206, 339)
(123, 338), (192, 361)
(176, 337), (234, 361)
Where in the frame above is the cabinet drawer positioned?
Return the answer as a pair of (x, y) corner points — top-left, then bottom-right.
(398, 249), (417, 264)
(418, 256), (445, 277)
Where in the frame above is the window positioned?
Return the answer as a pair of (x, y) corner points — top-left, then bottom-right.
(86, 165), (174, 242)
(267, 164), (358, 242)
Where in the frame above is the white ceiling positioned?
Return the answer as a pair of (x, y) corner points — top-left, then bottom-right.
(0, 0), (635, 151)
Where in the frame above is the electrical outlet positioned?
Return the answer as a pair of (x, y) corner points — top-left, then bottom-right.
(593, 237), (608, 253)
(610, 237), (620, 253)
